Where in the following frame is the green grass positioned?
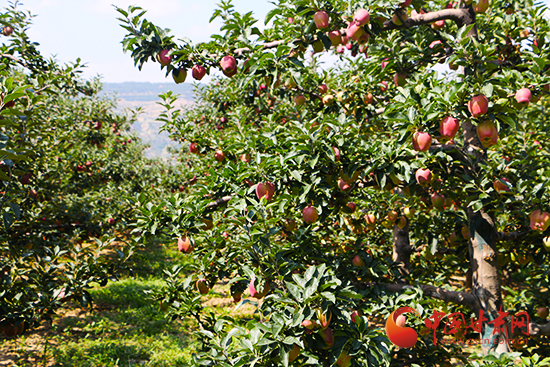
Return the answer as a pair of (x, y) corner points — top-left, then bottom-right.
(0, 237), (200, 367)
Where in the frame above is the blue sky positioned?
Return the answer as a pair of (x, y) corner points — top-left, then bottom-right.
(10, 0), (550, 83)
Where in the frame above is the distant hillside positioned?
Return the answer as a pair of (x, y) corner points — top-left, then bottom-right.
(100, 82), (196, 159)
(100, 82), (195, 102)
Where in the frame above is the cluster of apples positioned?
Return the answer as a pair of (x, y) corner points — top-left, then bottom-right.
(156, 49), (208, 84)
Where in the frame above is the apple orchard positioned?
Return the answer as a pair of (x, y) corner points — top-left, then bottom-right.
(3, 0), (550, 365)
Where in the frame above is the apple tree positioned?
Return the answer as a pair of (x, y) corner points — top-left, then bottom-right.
(118, 0), (550, 365)
(0, 2), (177, 339)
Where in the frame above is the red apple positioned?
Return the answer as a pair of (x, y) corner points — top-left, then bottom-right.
(431, 20), (445, 29)
(346, 22), (364, 42)
(476, 120), (498, 148)
(318, 84), (328, 94)
(412, 132), (432, 152)
(302, 319), (316, 329)
(363, 93), (374, 104)
(94, 121), (102, 130)
(400, 0), (412, 6)
(537, 306), (549, 319)
(530, 210), (550, 232)
(240, 153), (251, 162)
(214, 149), (225, 162)
(352, 254), (365, 267)
(107, 218), (115, 225)
(178, 236), (193, 253)
(18, 173), (31, 185)
(283, 218), (296, 231)
(515, 88), (531, 105)
(365, 213), (376, 230)
(255, 182), (275, 201)
(468, 94), (489, 117)
(220, 55), (237, 77)
(328, 30), (341, 46)
(493, 178), (511, 194)
(172, 68), (187, 84)
(380, 81), (388, 92)
(294, 95), (306, 106)
(351, 310), (363, 323)
(314, 11), (329, 29)
(2, 26), (14, 36)
(415, 168), (432, 186)
(249, 277), (270, 299)
(192, 64), (207, 80)
(303, 206), (319, 223)
(189, 142), (199, 154)
(196, 279), (209, 294)
(346, 202), (356, 213)
(157, 49), (172, 66)
(333, 147), (341, 161)
(353, 8), (370, 26)
(439, 116), (460, 141)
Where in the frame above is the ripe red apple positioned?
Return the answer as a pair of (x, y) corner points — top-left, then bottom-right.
(351, 310), (363, 323)
(338, 178), (352, 191)
(363, 93), (374, 104)
(365, 213), (376, 230)
(530, 210), (550, 232)
(393, 72), (407, 87)
(380, 81), (388, 92)
(94, 121), (102, 130)
(2, 26), (14, 36)
(346, 202), (356, 213)
(493, 177), (511, 194)
(294, 94), (306, 106)
(415, 168), (432, 186)
(196, 279), (210, 294)
(313, 11), (329, 29)
(107, 218), (115, 225)
(255, 182), (275, 201)
(431, 193), (445, 210)
(431, 20), (445, 29)
(214, 149), (225, 162)
(178, 236), (193, 253)
(318, 84), (328, 94)
(220, 55), (237, 77)
(327, 30), (342, 46)
(189, 142), (199, 154)
(412, 132), (432, 152)
(353, 8), (370, 26)
(352, 254), (365, 267)
(302, 319), (316, 329)
(332, 147), (341, 161)
(191, 64), (207, 80)
(303, 206), (319, 223)
(468, 94), (489, 117)
(240, 153), (251, 162)
(323, 94), (335, 105)
(439, 116), (460, 141)
(249, 277), (270, 299)
(346, 22), (364, 41)
(537, 306), (549, 319)
(172, 68), (187, 84)
(515, 88), (531, 106)
(400, 0), (412, 6)
(476, 120), (498, 148)
(157, 49), (172, 66)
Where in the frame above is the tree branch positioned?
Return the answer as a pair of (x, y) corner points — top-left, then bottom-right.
(367, 282), (480, 311)
(383, 8), (475, 30)
(205, 195), (233, 210)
